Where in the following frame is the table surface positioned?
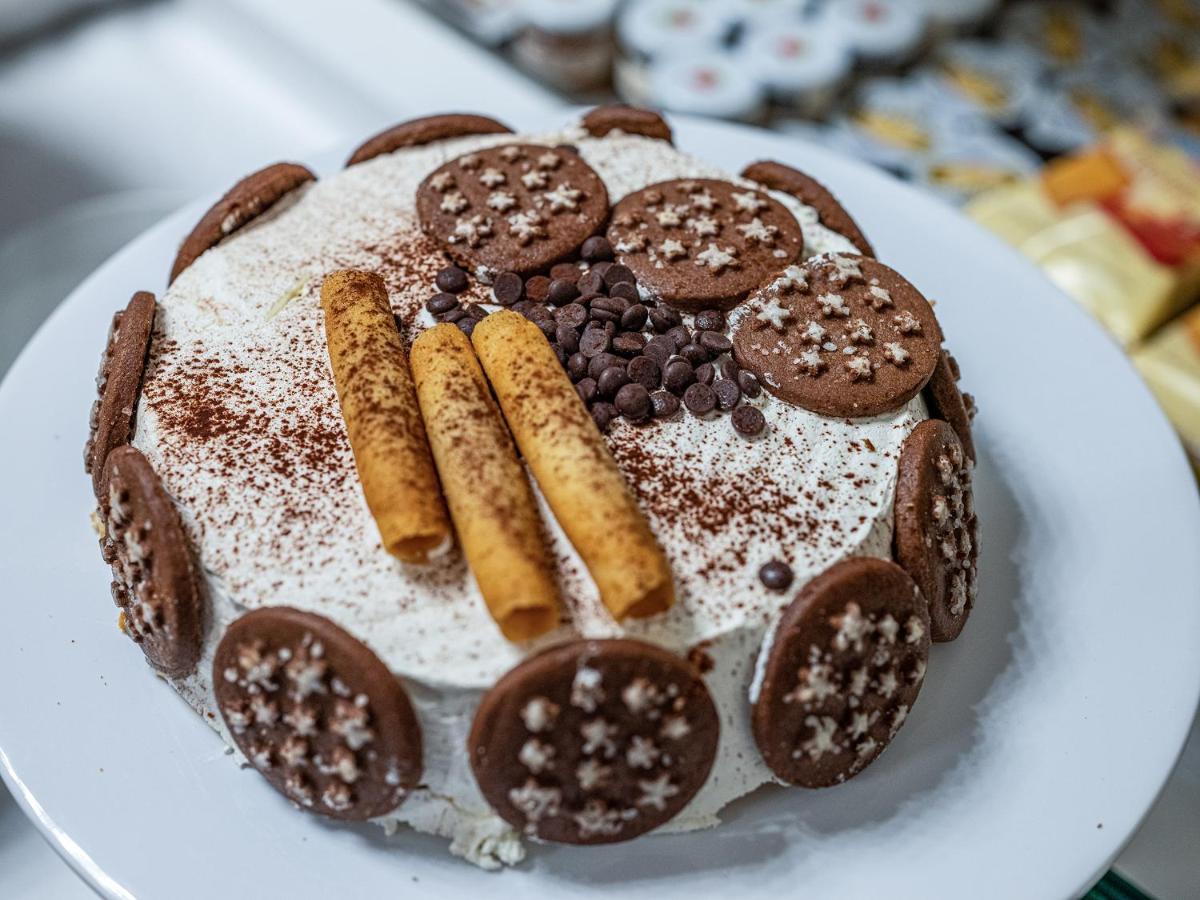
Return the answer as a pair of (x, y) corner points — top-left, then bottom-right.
(0, 1), (1195, 897)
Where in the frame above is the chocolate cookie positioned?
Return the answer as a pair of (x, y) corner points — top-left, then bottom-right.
(214, 607), (423, 821)
(100, 445), (203, 677)
(170, 162), (315, 283)
(345, 113), (513, 167)
(607, 179), (804, 311)
(469, 639), (719, 844)
(732, 253), (942, 417)
(741, 161), (875, 257)
(752, 558), (930, 787)
(581, 105), (673, 144)
(416, 144), (609, 277)
(894, 419), (978, 642)
(922, 350), (977, 462)
(85, 291), (155, 497)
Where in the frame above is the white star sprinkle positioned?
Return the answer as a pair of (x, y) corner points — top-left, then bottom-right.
(695, 243), (739, 272)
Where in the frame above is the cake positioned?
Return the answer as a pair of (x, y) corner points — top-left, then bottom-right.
(84, 106), (979, 869)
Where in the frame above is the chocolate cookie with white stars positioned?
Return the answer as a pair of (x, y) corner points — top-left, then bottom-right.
(606, 178), (804, 311)
(469, 638), (719, 844)
(732, 253), (941, 417)
(417, 144), (609, 277)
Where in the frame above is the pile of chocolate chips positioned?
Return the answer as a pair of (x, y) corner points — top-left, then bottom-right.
(425, 238), (768, 436)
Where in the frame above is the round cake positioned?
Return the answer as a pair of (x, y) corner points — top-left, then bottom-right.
(85, 107), (978, 869)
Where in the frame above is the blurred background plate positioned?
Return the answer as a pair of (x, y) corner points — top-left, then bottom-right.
(0, 113), (1198, 900)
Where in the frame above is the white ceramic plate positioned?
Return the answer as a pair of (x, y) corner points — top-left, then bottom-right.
(1, 114), (1198, 900)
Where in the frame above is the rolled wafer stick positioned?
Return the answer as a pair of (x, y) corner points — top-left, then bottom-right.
(321, 269), (450, 562)
(472, 310), (675, 620)
(411, 324), (560, 640)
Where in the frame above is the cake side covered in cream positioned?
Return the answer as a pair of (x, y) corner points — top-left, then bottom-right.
(132, 127), (924, 868)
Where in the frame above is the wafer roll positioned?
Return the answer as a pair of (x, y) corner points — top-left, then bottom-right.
(472, 310), (674, 620)
(411, 324), (560, 640)
(321, 269), (450, 562)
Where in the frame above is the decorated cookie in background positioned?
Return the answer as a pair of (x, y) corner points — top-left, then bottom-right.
(85, 290), (156, 496)
(213, 607), (423, 821)
(894, 419), (978, 642)
(416, 144), (609, 278)
(736, 18), (853, 117)
(469, 638), (719, 844)
(752, 557), (930, 787)
(607, 178), (803, 311)
(923, 350), (976, 462)
(732, 253), (941, 417)
(832, 0), (929, 69)
(100, 446), (204, 678)
(581, 104), (673, 143)
(169, 162), (315, 284)
(645, 53), (766, 123)
(741, 160), (875, 257)
(345, 113), (512, 167)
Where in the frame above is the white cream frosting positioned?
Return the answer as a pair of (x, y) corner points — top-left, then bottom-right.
(135, 123), (924, 869)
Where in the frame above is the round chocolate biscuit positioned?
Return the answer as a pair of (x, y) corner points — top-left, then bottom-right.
(417, 144), (609, 277)
(607, 178), (804, 311)
(753, 557), (930, 788)
(469, 639), (719, 844)
(214, 607), (422, 821)
(100, 445), (203, 677)
(85, 290), (155, 497)
(169, 162), (315, 283)
(741, 160), (875, 257)
(894, 419), (978, 642)
(732, 253), (942, 418)
(581, 105), (673, 144)
(922, 350), (977, 463)
(346, 113), (512, 167)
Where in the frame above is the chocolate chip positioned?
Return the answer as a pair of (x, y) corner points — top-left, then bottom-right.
(567, 352), (588, 381)
(492, 272), (524, 306)
(442, 307), (468, 323)
(597, 365), (630, 398)
(581, 235), (614, 262)
(732, 404), (766, 436)
(435, 265), (469, 294)
(663, 359), (696, 395)
(525, 275), (550, 302)
(591, 401), (618, 432)
(467, 303), (488, 320)
(579, 328), (611, 358)
(643, 334), (677, 365)
(609, 281), (640, 303)
(577, 270), (605, 296)
(511, 300), (534, 316)
(666, 324), (691, 350)
(426, 293), (459, 315)
(697, 331), (732, 354)
(648, 306), (682, 333)
(627, 355), (661, 391)
(620, 303), (648, 331)
(719, 357), (740, 381)
(614, 383), (652, 423)
(651, 390), (681, 418)
(680, 343), (709, 366)
(550, 262), (581, 282)
(588, 351), (621, 380)
(556, 303), (588, 329)
(548, 278), (580, 306)
(457, 318), (477, 337)
(603, 264), (636, 288)
(758, 559), (793, 591)
(591, 296), (628, 317)
(695, 309), (726, 332)
(589, 307), (617, 324)
(683, 382), (717, 415)
(612, 332), (647, 357)
(714, 378), (741, 410)
(575, 291), (603, 309)
(556, 324), (580, 354)
(694, 362), (715, 386)
(738, 370), (762, 399)
(575, 377), (598, 405)
(531, 313), (557, 340)
(590, 260), (613, 279)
